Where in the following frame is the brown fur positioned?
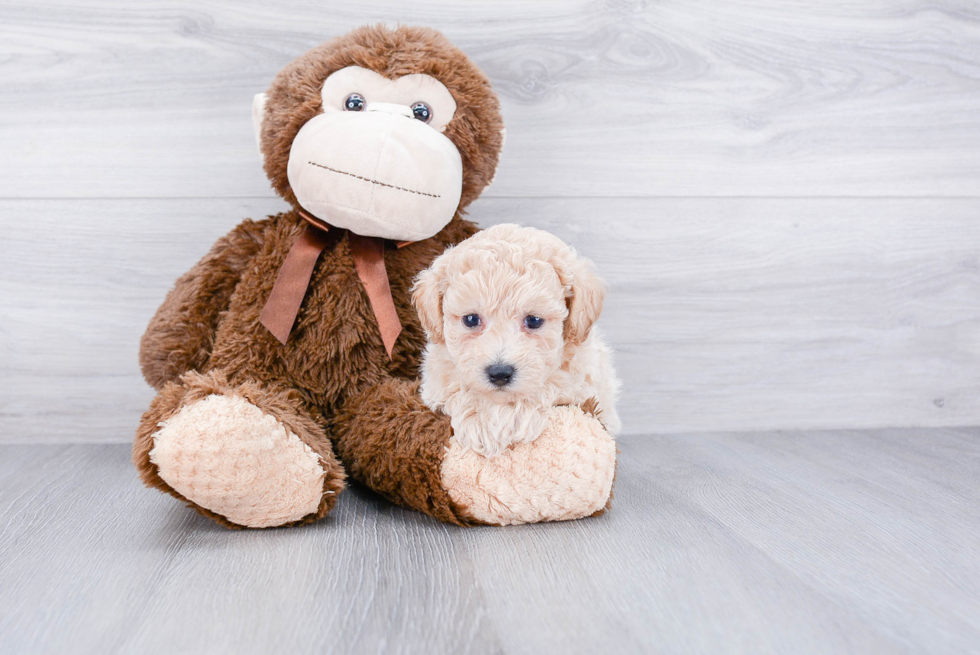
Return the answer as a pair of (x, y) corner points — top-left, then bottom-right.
(139, 219), (267, 390)
(135, 210), (481, 525)
(332, 377), (484, 526)
(135, 25), (498, 526)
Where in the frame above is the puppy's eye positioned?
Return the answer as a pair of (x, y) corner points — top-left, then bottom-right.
(344, 93), (365, 111)
(462, 314), (481, 328)
(524, 315), (544, 330)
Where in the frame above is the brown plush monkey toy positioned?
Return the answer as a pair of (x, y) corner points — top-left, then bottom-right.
(134, 25), (616, 529)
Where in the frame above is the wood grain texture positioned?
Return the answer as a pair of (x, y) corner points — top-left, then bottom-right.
(1, 197), (977, 443)
(1, 0), (979, 198)
(1, 0), (978, 441)
(1, 430), (978, 654)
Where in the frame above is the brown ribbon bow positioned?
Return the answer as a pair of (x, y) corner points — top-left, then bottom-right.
(259, 210), (408, 359)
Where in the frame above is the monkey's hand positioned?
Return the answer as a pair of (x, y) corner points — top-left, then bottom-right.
(140, 218), (267, 389)
(333, 378), (616, 525)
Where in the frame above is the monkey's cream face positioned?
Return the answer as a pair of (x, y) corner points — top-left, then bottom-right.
(286, 66), (463, 241)
(440, 262), (569, 403)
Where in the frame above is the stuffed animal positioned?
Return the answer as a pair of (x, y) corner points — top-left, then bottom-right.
(134, 25), (617, 529)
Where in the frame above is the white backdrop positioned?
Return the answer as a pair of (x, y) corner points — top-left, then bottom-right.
(1, 0), (978, 442)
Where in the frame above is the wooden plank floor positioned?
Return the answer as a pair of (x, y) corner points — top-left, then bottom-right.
(2, 428), (978, 655)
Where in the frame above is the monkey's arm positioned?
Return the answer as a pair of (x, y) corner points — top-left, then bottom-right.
(139, 218), (267, 390)
(332, 376), (616, 526)
(332, 377), (481, 525)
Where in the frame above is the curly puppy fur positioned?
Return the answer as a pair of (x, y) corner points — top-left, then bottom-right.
(413, 224), (621, 457)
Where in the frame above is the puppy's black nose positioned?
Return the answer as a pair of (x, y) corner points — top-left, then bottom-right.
(486, 364), (515, 387)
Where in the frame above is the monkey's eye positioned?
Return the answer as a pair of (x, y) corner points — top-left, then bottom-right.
(344, 93), (365, 111)
(524, 315), (544, 330)
(411, 102), (432, 123)
(462, 314), (481, 328)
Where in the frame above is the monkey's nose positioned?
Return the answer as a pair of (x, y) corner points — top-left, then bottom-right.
(485, 364), (516, 387)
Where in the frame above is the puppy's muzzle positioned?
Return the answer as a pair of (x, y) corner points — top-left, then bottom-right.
(485, 363), (516, 388)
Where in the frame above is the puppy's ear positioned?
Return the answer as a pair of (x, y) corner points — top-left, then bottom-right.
(561, 253), (606, 345)
(412, 265), (446, 344)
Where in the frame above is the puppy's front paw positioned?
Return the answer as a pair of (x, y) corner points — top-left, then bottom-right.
(441, 405), (616, 525)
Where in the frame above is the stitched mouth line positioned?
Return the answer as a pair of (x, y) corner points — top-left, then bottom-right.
(307, 161), (441, 198)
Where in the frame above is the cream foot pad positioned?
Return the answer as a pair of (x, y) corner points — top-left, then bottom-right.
(441, 405), (617, 525)
(150, 394), (326, 528)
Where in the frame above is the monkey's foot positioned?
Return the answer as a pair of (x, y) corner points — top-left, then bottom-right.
(440, 405), (617, 526)
(135, 371), (345, 529)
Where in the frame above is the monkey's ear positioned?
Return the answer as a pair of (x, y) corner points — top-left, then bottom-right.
(561, 253), (606, 345)
(252, 93), (268, 156)
(411, 265), (447, 344)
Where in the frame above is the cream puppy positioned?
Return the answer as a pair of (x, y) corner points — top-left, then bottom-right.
(412, 223), (621, 457)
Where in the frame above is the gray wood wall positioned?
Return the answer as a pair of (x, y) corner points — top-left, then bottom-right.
(1, 0), (978, 443)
